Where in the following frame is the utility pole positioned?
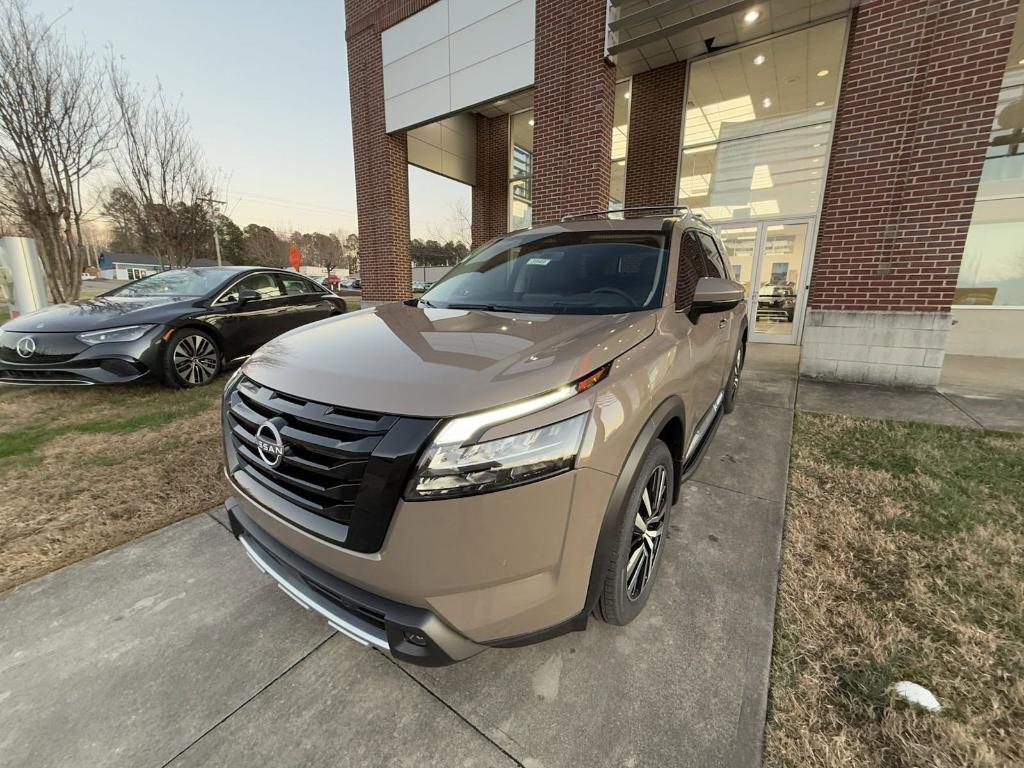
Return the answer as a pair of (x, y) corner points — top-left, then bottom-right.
(197, 192), (226, 266)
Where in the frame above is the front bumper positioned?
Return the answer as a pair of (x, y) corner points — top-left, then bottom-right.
(0, 328), (163, 385)
(228, 498), (485, 666)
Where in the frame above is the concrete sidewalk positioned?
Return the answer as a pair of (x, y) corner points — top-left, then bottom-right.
(797, 353), (1024, 432)
(0, 351), (796, 768)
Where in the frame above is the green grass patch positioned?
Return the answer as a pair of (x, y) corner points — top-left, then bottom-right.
(0, 382), (222, 461)
(811, 417), (1024, 538)
(767, 413), (1024, 767)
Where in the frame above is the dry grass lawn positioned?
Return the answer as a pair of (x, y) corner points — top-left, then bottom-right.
(0, 381), (227, 592)
(766, 413), (1024, 767)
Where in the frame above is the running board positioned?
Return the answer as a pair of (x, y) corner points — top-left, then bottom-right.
(684, 391), (724, 463)
(680, 390), (726, 481)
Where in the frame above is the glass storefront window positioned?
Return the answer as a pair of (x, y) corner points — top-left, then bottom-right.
(679, 123), (831, 219)
(677, 18), (847, 222)
(955, 3), (1024, 306)
(509, 110), (534, 230)
(610, 80), (631, 209)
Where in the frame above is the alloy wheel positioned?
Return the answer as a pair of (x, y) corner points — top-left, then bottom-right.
(625, 464), (669, 601)
(732, 347), (743, 391)
(173, 334), (218, 385)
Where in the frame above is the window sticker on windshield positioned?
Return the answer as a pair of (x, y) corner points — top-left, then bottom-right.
(527, 257), (551, 266)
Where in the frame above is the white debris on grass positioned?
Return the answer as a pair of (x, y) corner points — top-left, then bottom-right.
(893, 681), (941, 712)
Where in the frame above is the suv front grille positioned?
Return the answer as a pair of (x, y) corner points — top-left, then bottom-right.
(225, 376), (439, 553)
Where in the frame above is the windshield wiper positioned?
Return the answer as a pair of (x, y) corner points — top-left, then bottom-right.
(444, 303), (521, 312)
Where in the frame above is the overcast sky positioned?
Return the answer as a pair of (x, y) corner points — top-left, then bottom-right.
(33, 0), (470, 240)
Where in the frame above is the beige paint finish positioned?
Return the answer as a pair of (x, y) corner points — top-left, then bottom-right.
(242, 303), (657, 418)
(230, 467), (615, 642)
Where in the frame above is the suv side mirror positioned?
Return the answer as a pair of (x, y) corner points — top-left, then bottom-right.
(691, 277), (744, 318)
(237, 288), (262, 305)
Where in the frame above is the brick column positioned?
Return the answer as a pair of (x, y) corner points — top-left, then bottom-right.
(530, 0), (616, 225)
(624, 62), (687, 209)
(345, 1), (436, 303)
(801, 0), (1017, 387)
(471, 114), (510, 248)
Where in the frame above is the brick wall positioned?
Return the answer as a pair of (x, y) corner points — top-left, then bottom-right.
(810, 0), (1017, 313)
(471, 114), (510, 248)
(345, 1), (439, 302)
(624, 62), (687, 210)
(530, 0), (616, 225)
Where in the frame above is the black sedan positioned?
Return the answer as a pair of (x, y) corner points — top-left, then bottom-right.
(0, 267), (347, 387)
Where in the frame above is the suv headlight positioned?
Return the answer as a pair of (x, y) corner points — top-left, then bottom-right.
(407, 413), (588, 499)
(406, 363), (610, 500)
(76, 325), (153, 345)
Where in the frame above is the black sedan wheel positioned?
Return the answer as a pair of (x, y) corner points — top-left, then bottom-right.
(161, 328), (222, 388)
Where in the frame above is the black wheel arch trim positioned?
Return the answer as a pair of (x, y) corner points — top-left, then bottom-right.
(582, 395), (686, 616)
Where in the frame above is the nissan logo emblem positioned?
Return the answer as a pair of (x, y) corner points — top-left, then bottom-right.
(16, 337), (36, 358)
(255, 420), (285, 468)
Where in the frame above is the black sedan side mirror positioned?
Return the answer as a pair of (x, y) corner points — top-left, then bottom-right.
(690, 277), (745, 318)
(237, 288), (262, 305)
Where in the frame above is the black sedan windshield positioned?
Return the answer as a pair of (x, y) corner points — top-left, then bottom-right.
(421, 231), (667, 314)
(107, 268), (238, 298)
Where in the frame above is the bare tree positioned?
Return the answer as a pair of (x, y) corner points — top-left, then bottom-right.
(107, 59), (213, 267)
(427, 198), (472, 246)
(0, 0), (116, 301)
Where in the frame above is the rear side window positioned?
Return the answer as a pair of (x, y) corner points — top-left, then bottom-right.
(279, 275), (318, 295)
(697, 232), (727, 279)
(675, 231), (703, 312)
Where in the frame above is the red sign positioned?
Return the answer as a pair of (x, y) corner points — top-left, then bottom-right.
(327, 273), (340, 285)
(288, 244), (302, 271)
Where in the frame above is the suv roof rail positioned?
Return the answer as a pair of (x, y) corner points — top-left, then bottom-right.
(560, 205), (693, 222)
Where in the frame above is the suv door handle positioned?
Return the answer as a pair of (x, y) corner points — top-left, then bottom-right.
(718, 319), (728, 329)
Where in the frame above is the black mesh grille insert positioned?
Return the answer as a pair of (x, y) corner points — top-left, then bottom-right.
(225, 376), (439, 553)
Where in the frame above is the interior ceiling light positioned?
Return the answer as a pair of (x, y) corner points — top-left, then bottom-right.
(816, 69), (830, 77)
(624, 91), (631, 99)
(762, 97), (772, 108)
(753, 54), (766, 66)
(743, 9), (760, 23)
(528, 118), (535, 126)
(815, 100), (826, 106)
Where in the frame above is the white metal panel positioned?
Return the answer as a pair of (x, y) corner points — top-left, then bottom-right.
(385, 77), (452, 133)
(450, 41), (534, 114)
(449, 0), (520, 32)
(381, 0), (449, 65)
(383, 38), (451, 99)
(382, 0), (535, 133)
(407, 112), (477, 185)
(448, 0), (534, 72)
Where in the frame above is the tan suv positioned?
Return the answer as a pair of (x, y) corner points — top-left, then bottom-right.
(223, 207), (747, 665)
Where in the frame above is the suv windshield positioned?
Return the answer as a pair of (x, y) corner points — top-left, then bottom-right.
(421, 230), (668, 314)
(107, 268), (238, 298)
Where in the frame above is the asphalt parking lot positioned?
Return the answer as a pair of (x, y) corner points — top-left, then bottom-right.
(0, 352), (795, 768)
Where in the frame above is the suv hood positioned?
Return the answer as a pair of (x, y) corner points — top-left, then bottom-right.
(3, 296), (191, 333)
(243, 302), (657, 417)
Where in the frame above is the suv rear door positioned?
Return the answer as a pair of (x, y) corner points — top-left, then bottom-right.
(695, 231), (737, 391)
(669, 229), (720, 423)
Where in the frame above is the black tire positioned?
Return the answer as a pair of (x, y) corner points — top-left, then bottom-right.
(723, 339), (745, 414)
(598, 440), (674, 626)
(161, 328), (222, 388)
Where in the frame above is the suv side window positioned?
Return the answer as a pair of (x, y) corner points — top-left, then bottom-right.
(675, 231), (704, 312)
(697, 232), (727, 279)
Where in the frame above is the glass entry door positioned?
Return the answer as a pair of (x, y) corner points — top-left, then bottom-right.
(716, 220), (814, 344)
